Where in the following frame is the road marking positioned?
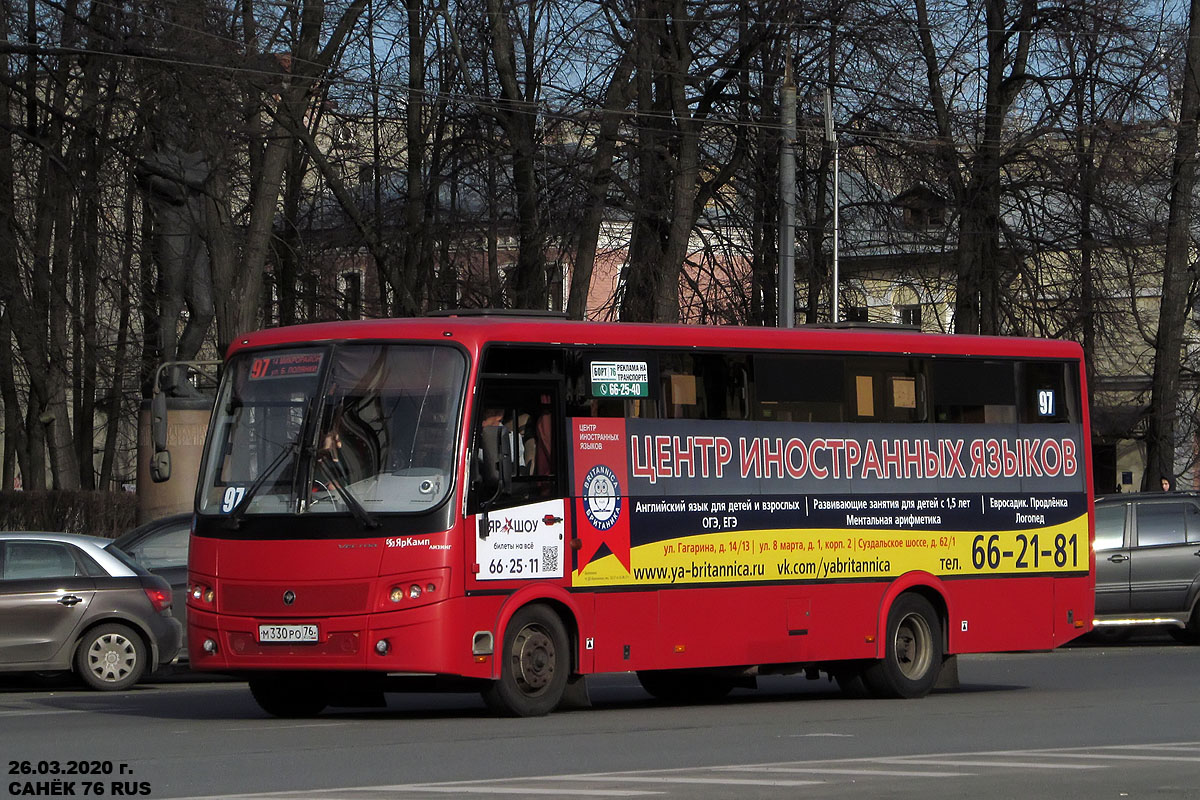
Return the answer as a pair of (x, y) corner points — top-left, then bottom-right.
(1120, 744), (1200, 752)
(228, 722), (354, 731)
(1009, 752), (1200, 763)
(550, 775), (823, 787)
(0, 708), (88, 718)
(169, 791), (659, 799)
(391, 788), (659, 796)
(724, 766), (974, 777)
(160, 741), (1200, 799)
(878, 759), (1102, 770)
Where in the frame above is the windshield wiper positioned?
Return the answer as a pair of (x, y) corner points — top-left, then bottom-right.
(223, 441), (300, 529)
(314, 456), (381, 530)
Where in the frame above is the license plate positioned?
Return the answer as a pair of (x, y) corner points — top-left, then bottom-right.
(258, 624), (319, 643)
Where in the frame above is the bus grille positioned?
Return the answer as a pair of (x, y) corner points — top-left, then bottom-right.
(220, 582), (372, 615)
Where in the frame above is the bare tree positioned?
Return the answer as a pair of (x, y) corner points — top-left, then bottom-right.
(1146, 0), (1200, 490)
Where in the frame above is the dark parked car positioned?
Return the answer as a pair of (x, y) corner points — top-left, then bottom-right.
(0, 532), (182, 689)
(1094, 492), (1200, 642)
(114, 513), (191, 655)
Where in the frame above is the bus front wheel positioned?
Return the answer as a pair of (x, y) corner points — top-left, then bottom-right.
(482, 604), (570, 717)
(863, 593), (943, 699)
(249, 675), (330, 718)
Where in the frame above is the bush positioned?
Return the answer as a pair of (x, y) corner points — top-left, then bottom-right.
(0, 490), (138, 539)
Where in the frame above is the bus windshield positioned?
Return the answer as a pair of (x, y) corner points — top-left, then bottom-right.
(198, 344), (466, 517)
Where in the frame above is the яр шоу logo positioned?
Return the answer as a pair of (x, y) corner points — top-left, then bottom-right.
(582, 464), (621, 530)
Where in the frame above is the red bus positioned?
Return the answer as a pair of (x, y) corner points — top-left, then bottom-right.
(186, 313), (1094, 716)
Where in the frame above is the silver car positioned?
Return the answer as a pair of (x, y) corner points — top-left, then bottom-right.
(1093, 493), (1200, 643)
(113, 513), (191, 655)
(0, 532), (183, 690)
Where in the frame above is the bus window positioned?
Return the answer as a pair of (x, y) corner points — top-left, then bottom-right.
(932, 359), (1016, 423)
(481, 346), (564, 377)
(753, 354), (844, 422)
(469, 384), (560, 513)
(846, 357), (926, 423)
(1021, 361), (1076, 424)
(656, 353), (749, 420)
(569, 350), (657, 419)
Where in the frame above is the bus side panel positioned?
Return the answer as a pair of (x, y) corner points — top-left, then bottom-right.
(1054, 573), (1094, 645)
(589, 583), (884, 672)
(591, 591), (659, 672)
(944, 577), (1054, 653)
(655, 584), (887, 666)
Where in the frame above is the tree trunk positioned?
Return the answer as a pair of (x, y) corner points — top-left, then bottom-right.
(485, 0), (547, 310)
(1145, 0), (1200, 490)
(567, 49), (635, 320)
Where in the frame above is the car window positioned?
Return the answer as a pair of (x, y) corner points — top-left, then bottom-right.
(1094, 504), (1126, 550)
(1134, 503), (1187, 547)
(1186, 503), (1200, 544)
(103, 543), (150, 576)
(1, 542), (82, 579)
(121, 524), (189, 569)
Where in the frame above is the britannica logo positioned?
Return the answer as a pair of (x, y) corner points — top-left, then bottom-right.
(582, 464), (621, 530)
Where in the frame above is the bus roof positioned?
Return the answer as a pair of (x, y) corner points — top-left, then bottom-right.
(227, 316), (1084, 361)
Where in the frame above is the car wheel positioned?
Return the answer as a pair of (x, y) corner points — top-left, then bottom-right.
(74, 624), (146, 691)
(863, 593), (943, 698)
(482, 604), (570, 717)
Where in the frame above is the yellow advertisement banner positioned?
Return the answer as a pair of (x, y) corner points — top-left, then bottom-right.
(572, 515), (1090, 587)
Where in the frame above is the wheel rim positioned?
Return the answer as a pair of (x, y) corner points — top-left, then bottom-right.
(86, 632), (138, 684)
(893, 612), (933, 680)
(511, 623), (556, 694)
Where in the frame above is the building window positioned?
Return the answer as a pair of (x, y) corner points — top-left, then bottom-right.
(299, 273), (319, 321)
(897, 305), (922, 328)
(845, 306), (868, 323)
(902, 205), (945, 228)
(339, 271), (362, 320)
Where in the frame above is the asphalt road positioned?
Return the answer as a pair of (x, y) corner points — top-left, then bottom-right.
(2, 634), (1198, 799)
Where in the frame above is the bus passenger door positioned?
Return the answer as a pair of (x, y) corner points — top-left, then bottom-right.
(468, 382), (569, 586)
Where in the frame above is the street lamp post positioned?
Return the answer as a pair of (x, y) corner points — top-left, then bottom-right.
(779, 63), (796, 329)
(825, 88), (839, 324)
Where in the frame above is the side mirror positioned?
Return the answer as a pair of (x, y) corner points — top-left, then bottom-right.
(151, 390), (168, 452)
(150, 449), (171, 483)
(476, 425), (513, 540)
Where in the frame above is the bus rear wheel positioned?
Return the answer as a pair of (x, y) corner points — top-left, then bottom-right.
(249, 676), (330, 718)
(636, 670), (736, 704)
(863, 593), (943, 699)
(482, 604), (569, 717)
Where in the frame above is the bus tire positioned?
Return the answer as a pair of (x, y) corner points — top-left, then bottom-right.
(863, 593), (942, 699)
(636, 670), (735, 704)
(74, 623), (146, 691)
(249, 676), (330, 718)
(482, 604), (569, 717)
